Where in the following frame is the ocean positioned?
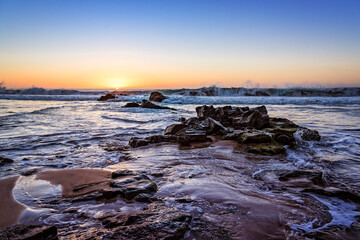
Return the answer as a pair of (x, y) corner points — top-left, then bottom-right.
(0, 88), (359, 239)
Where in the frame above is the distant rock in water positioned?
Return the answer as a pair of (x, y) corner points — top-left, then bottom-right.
(123, 102), (140, 107)
(174, 86), (360, 97)
(98, 93), (116, 101)
(149, 91), (167, 102)
(129, 105), (321, 155)
(122, 100), (175, 110)
(0, 156), (14, 165)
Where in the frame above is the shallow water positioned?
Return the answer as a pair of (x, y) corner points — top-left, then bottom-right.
(0, 95), (360, 238)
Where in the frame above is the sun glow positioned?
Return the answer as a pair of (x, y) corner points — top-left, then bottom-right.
(105, 77), (129, 89)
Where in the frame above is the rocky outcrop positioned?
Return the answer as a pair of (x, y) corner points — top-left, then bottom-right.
(149, 91), (167, 102)
(128, 105), (321, 155)
(0, 156), (13, 165)
(98, 93), (116, 101)
(0, 224), (58, 240)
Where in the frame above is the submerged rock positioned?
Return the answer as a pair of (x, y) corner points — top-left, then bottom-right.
(0, 224), (58, 240)
(98, 93), (116, 101)
(110, 174), (157, 200)
(0, 156), (14, 165)
(123, 100), (174, 110)
(103, 202), (192, 240)
(149, 91), (167, 102)
(123, 102), (140, 108)
(141, 100), (172, 109)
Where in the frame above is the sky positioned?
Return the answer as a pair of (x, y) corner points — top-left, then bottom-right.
(0, 0), (359, 89)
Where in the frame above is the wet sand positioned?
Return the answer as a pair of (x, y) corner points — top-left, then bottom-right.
(0, 176), (26, 229)
(36, 168), (112, 197)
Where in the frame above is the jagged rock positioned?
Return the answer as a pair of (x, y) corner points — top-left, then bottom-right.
(129, 137), (151, 148)
(296, 127), (321, 141)
(123, 102), (140, 107)
(196, 105), (216, 119)
(233, 110), (270, 129)
(149, 91), (167, 102)
(98, 93), (116, 101)
(0, 156), (13, 165)
(238, 131), (272, 144)
(164, 124), (187, 135)
(103, 202), (192, 240)
(251, 105), (268, 114)
(204, 118), (228, 135)
(110, 174), (157, 200)
(0, 224), (58, 240)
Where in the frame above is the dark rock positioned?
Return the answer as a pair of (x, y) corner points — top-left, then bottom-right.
(271, 129), (296, 144)
(129, 135), (178, 148)
(204, 118), (227, 135)
(103, 202), (192, 240)
(0, 224), (58, 240)
(141, 100), (173, 110)
(149, 91), (167, 102)
(251, 105), (268, 114)
(188, 217), (232, 240)
(110, 174), (157, 200)
(111, 170), (135, 179)
(123, 102), (140, 108)
(233, 110), (270, 129)
(238, 131), (272, 144)
(164, 124), (187, 135)
(255, 91), (270, 96)
(296, 127), (321, 141)
(176, 134), (212, 146)
(0, 156), (14, 165)
(129, 137), (150, 148)
(175, 197), (193, 203)
(21, 167), (40, 176)
(98, 93), (116, 101)
(278, 170), (324, 185)
(196, 105), (216, 119)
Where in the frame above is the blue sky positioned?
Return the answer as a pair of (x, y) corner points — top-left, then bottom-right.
(0, 0), (359, 89)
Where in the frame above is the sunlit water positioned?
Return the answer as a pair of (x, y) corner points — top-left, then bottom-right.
(0, 95), (359, 238)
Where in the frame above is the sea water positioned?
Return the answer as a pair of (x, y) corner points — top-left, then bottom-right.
(0, 92), (359, 238)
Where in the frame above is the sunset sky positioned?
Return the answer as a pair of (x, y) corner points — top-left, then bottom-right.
(0, 0), (359, 89)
